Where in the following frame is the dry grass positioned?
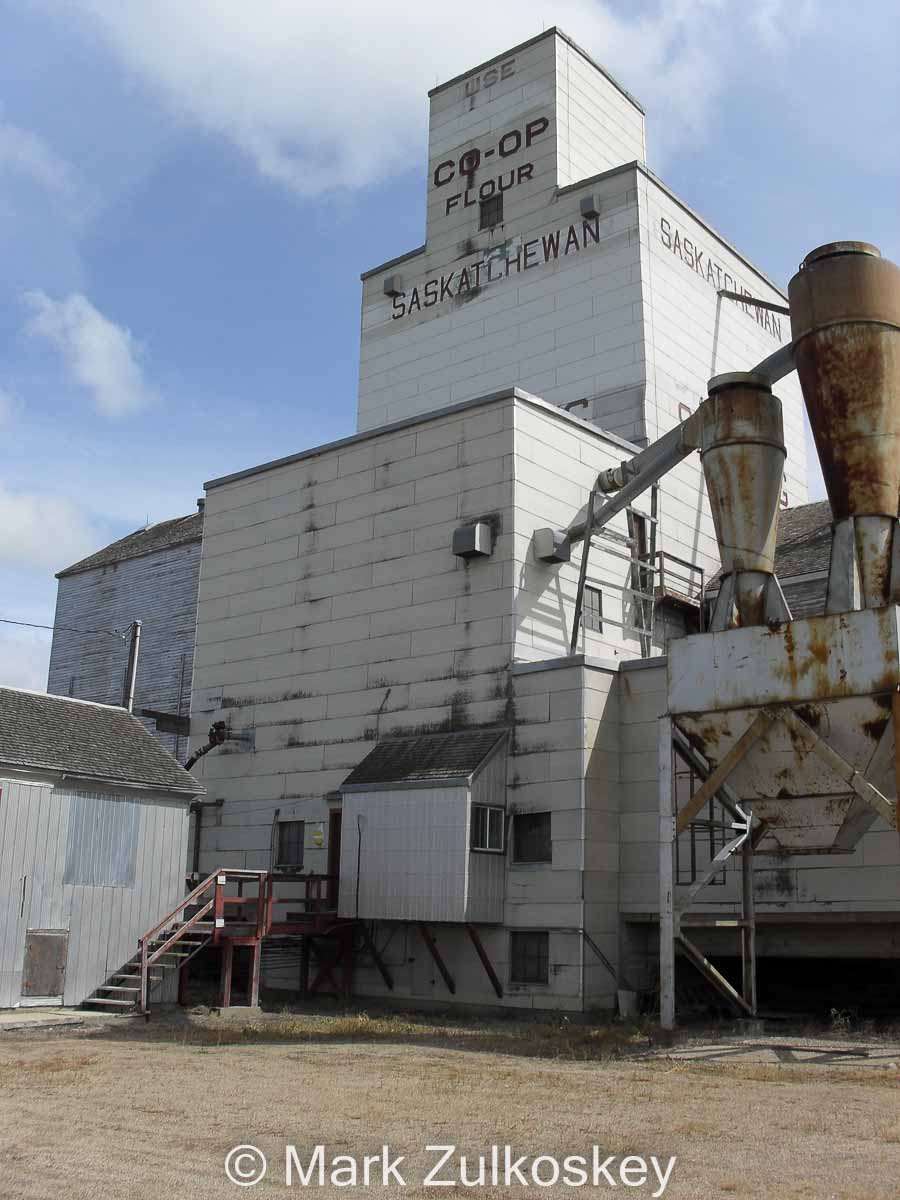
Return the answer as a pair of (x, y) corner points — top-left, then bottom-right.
(0, 1008), (898, 1199)
(161, 1007), (650, 1060)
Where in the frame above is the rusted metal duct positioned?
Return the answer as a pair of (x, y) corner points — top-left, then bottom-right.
(789, 242), (900, 609)
(701, 373), (791, 630)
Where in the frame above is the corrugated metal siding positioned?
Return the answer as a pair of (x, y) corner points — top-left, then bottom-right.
(339, 787), (469, 922)
(0, 777), (190, 1007)
(47, 541), (201, 758)
(62, 792), (139, 887)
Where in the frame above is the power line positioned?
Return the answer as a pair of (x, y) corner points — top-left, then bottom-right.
(0, 617), (127, 641)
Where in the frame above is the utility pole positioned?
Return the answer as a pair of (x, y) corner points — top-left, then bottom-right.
(122, 620), (142, 713)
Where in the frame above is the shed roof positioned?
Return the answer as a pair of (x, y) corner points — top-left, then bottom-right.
(57, 512), (203, 578)
(0, 688), (203, 796)
(341, 729), (506, 791)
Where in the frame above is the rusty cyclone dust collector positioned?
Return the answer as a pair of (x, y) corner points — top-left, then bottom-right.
(700, 373), (789, 631)
(789, 242), (900, 610)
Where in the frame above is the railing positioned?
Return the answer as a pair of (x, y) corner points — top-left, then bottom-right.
(138, 867), (267, 1015)
(265, 873), (338, 930)
(654, 551), (705, 621)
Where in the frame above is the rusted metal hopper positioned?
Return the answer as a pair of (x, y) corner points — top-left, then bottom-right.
(701, 373), (791, 630)
(789, 243), (900, 608)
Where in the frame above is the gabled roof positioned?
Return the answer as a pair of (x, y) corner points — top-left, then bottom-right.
(0, 688), (203, 796)
(341, 729), (506, 791)
(57, 512), (203, 578)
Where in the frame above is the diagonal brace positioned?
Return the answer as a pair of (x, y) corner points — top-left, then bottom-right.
(676, 932), (753, 1016)
(676, 711), (773, 834)
(675, 824), (750, 917)
(776, 706), (895, 826)
(672, 725), (748, 825)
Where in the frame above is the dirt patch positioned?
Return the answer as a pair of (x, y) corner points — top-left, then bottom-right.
(0, 1009), (898, 1199)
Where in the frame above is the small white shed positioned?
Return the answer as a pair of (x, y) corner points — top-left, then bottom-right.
(338, 730), (507, 924)
(0, 687), (202, 1008)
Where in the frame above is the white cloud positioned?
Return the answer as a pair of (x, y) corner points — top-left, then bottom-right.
(0, 482), (101, 571)
(0, 119), (73, 196)
(53, 0), (807, 196)
(23, 290), (158, 416)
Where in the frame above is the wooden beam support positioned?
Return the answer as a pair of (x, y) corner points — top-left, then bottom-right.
(219, 940), (233, 1009)
(418, 924), (456, 994)
(676, 932), (753, 1016)
(359, 923), (394, 991)
(581, 928), (620, 988)
(299, 936), (310, 997)
(465, 924), (503, 999)
(675, 711), (773, 834)
(672, 725), (747, 824)
(248, 941), (261, 1007)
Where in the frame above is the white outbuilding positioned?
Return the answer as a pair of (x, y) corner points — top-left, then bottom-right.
(0, 687), (201, 1009)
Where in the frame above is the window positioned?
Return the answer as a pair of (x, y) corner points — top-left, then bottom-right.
(510, 931), (549, 985)
(63, 792), (138, 888)
(513, 812), (552, 864)
(479, 193), (503, 230)
(276, 820), (305, 869)
(583, 586), (603, 632)
(471, 804), (504, 852)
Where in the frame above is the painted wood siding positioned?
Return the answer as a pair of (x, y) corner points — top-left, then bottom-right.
(0, 776), (190, 1008)
(48, 540), (201, 759)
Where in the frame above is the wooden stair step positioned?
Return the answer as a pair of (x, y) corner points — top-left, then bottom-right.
(84, 997), (136, 1008)
(98, 985), (140, 994)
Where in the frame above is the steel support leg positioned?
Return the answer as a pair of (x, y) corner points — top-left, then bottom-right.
(741, 823), (757, 1015)
(658, 716), (676, 1031)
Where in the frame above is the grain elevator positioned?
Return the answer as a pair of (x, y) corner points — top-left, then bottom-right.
(184, 30), (899, 1020)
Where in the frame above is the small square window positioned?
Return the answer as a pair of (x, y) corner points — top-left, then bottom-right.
(584, 586), (603, 632)
(510, 930), (549, 985)
(276, 820), (304, 869)
(471, 804), (505, 852)
(513, 812), (552, 864)
(480, 193), (503, 230)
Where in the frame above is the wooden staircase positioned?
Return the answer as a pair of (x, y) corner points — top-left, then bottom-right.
(82, 918), (215, 1011)
(82, 867), (268, 1016)
(82, 866), (369, 1017)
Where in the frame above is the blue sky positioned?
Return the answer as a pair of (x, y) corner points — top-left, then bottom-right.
(1, 0), (898, 688)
